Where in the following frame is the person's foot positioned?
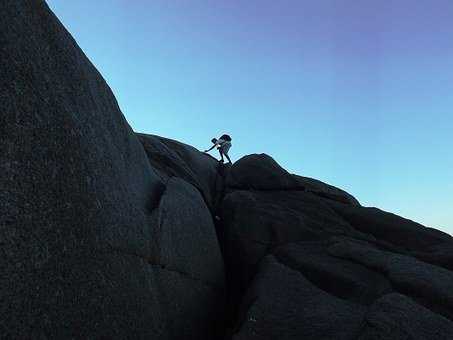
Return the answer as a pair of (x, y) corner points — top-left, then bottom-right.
(219, 159), (224, 163)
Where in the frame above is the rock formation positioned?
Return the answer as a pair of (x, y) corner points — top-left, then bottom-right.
(1, 1), (223, 339)
(220, 154), (453, 339)
(1, 1), (453, 339)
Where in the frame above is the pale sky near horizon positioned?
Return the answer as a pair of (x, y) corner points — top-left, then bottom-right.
(46, 0), (453, 234)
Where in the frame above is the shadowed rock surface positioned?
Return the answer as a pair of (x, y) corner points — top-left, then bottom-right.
(227, 154), (359, 206)
(0, 1), (223, 339)
(1, 1), (453, 339)
(135, 135), (453, 339)
(137, 133), (223, 210)
(221, 158), (453, 339)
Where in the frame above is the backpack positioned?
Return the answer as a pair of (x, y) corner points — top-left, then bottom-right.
(220, 134), (232, 142)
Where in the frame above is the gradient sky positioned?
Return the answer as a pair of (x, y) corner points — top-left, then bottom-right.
(46, 0), (453, 234)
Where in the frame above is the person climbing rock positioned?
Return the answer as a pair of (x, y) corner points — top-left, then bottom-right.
(204, 134), (232, 163)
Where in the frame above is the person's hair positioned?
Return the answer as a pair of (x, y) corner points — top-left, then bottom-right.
(211, 138), (217, 144)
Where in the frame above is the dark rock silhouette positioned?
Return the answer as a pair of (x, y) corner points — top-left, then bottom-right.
(0, 1), (223, 339)
(227, 154), (359, 206)
(1, 1), (453, 339)
(137, 133), (223, 210)
(222, 160), (453, 339)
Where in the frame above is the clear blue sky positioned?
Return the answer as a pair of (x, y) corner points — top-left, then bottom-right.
(46, 0), (453, 233)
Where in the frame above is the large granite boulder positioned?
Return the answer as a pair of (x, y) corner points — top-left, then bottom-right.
(358, 293), (453, 340)
(145, 177), (225, 339)
(329, 238), (453, 320)
(226, 154), (360, 206)
(229, 238), (453, 339)
(226, 154), (298, 190)
(220, 189), (362, 309)
(234, 255), (453, 340)
(0, 1), (223, 338)
(137, 133), (224, 209)
(327, 201), (453, 259)
(221, 154), (453, 339)
(232, 256), (367, 340)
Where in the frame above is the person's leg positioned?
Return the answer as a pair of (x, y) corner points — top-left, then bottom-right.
(218, 148), (224, 162)
(224, 152), (231, 163)
(222, 144), (232, 163)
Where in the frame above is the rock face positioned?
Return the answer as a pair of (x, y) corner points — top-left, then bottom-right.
(0, 1), (223, 339)
(1, 1), (453, 339)
(221, 155), (453, 339)
(137, 133), (224, 210)
(227, 154), (360, 206)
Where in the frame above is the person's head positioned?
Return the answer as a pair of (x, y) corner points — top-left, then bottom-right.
(211, 138), (217, 144)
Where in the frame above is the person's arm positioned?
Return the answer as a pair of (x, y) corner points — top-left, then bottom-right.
(204, 144), (216, 152)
